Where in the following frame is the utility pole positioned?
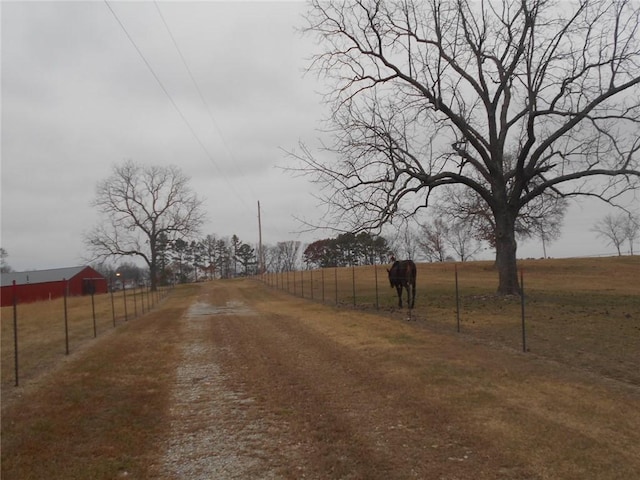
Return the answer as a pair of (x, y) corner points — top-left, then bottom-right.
(258, 201), (264, 274)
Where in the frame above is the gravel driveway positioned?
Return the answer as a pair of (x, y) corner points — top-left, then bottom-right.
(152, 282), (520, 479)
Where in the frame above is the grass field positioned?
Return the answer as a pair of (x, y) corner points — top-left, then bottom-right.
(1, 256), (638, 479)
(3, 257), (638, 394)
(1, 285), (193, 480)
(1, 287), (169, 392)
(264, 256), (640, 385)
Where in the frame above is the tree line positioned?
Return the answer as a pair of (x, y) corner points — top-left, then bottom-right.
(87, 210), (638, 287)
(99, 232), (392, 286)
(80, 161), (394, 287)
(91, 235), (302, 286)
(76, 156), (637, 292)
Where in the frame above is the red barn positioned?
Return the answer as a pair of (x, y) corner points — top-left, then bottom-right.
(0, 266), (108, 307)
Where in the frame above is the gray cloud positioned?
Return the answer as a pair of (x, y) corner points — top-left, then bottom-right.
(1, 1), (631, 271)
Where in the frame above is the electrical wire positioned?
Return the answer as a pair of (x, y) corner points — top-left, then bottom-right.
(152, 1), (252, 189)
(103, 0), (253, 214)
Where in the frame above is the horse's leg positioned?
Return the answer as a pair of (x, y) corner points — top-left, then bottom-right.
(410, 282), (416, 309)
(396, 285), (403, 308)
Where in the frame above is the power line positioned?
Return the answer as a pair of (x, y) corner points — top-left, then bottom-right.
(103, 0), (253, 214)
(152, 1), (251, 188)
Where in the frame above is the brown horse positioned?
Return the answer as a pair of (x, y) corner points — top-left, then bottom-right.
(387, 259), (417, 309)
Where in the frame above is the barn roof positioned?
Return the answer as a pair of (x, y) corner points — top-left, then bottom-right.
(1, 266), (95, 287)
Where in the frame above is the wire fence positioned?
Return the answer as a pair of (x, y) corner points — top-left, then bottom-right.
(259, 263), (528, 341)
(2, 285), (172, 388)
(262, 264), (389, 309)
(255, 259), (640, 387)
(3, 259), (636, 391)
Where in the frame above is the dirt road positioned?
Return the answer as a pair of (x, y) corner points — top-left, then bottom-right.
(152, 279), (640, 479)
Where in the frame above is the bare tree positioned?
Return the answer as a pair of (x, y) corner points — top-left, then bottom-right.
(262, 244), (279, 273)
(297, 0), (640, 295)
(438, 182), (566, 259)
(447, 221), (484, 262)
(417, 219), (449, 262)
(387, 226), (420, 261)
(85, 161), (205, 290)
(283, 241), (302, 271)
(522, 201), (564, 259)
(593, 212), (636, 255)
(270, 241), (301, 272)
(623, 212), (639, 255)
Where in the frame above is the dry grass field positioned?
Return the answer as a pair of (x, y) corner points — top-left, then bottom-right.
(1, 287), (168, 392)
(1, 256), (639, 479)
(267, 256), (640, 386)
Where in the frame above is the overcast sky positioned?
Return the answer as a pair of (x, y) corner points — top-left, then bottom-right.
(1, 1), (636, 272)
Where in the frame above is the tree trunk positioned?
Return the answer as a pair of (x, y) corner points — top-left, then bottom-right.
(494, 210), (521, 296)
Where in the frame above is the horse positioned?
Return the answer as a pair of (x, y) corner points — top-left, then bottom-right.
(387, 259), (417, 309)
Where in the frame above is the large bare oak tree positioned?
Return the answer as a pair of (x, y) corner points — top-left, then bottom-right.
(297, 0), (640, 294)
(85, 161), (205, 290)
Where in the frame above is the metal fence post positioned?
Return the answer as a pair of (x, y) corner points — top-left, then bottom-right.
(12, 280), (19, 386)
(141, 286), (146, 315)
(123, 283), (128, 321)
(521, 269), (527, 352)
(352, 264), (356, 307)
(455, 264), (461, 333)
(110, 285), (116, 327)
(133, 287), (138, 318)
(63, 279), (69, 355)
(91, 288), (97, 338)
(374, 264), (379, 310)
